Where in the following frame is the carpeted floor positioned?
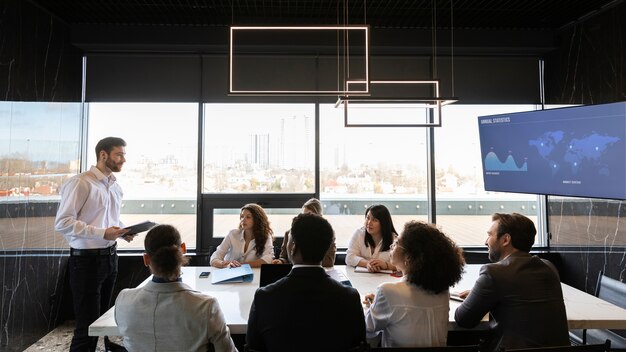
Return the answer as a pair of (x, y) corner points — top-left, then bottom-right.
(23, 321), (124, 352)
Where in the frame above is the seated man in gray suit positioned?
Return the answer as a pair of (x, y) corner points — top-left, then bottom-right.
(455, 213), (570, 351)
(246, 213), (366, 352)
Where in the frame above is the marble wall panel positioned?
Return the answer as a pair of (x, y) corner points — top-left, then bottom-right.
(0, 0), (82, 102)
(549, 197), (626, 294)
(544, 2), (626, 105)
(1, 1), (82, 350)
(0, 256), (68, 351)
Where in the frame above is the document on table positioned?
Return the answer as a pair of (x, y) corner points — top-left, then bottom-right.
(211, 264), (254, 284)
(450, 292), (465, 302)
(326, 268), (352, 287)
(354, 266), (394, 274)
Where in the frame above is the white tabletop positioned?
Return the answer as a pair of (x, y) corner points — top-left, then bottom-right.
(89, 264), (626, 336)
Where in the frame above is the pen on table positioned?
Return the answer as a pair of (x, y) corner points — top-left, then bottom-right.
(364, 294), (374, 307)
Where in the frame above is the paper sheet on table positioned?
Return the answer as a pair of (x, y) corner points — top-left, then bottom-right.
(354, 266), (394, 274)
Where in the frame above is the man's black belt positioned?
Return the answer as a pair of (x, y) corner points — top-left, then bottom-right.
(70, 244), (117, 256)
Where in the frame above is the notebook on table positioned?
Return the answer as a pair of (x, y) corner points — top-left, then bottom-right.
(259, 264), (293, 287)
(123, 220), (157, 236)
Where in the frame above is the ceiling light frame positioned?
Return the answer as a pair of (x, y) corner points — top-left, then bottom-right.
(336, 80), (457, 127)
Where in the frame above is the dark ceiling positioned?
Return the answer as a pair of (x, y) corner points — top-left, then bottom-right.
(29, 0), (623, 31)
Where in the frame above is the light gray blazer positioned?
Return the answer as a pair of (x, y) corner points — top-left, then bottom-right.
(115, 280), (238, 352)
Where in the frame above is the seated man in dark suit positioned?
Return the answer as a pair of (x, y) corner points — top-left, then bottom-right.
(246, 213), (366, 352)
(454, 213), (570, 351)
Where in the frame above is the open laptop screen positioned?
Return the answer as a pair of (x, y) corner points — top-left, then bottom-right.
(259, 264), (293, 287)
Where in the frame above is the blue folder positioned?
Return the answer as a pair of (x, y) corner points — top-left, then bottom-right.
(211, 264), (254, 284)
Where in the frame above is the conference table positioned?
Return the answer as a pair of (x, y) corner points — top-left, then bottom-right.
(89, 264), (626, 336)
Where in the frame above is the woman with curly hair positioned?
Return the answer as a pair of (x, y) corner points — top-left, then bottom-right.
(210, 203), (274, 268)
(363, 220), (465, 348)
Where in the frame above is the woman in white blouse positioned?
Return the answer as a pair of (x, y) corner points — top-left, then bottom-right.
(210, 203), (274, 268)
(345, 204), (398, 272)
(363, 221), (465, 348)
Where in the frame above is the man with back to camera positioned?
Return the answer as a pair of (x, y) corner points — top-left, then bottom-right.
(245, 213), (366, 352)
(55, 137), (136, 351)
(454, 212), (570, 351)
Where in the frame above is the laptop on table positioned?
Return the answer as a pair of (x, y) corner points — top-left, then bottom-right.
(259, 264), (293, 287)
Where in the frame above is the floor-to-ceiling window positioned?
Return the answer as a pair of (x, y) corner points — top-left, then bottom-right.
(319, 103), (429, 247)
(202, 103), (316, 247)
(86, 102), (198, 249)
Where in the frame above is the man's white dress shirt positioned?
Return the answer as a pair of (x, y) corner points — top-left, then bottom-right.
(55, 166), (122, 249)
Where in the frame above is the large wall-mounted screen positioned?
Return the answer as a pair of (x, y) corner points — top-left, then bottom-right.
(478, 102), (626, 200)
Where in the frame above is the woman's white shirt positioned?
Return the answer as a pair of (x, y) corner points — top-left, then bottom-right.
(345, 227), (392, 267)
(365, 280), (450, 348)
(210, 229), (273, 265)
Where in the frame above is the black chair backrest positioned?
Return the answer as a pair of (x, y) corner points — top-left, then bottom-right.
(369, 345), (480, 352)
(506, 340), (611, 352)
(596, 271), (626, 309)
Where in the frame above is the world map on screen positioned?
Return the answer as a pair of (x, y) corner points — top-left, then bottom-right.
(528, 131), (620, 176)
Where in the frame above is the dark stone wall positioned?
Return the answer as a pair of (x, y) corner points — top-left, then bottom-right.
(0, 1), (82, 350)
(544, 2), (626, 105)
(548, 197), (626, 293)
(0, 0), (82, 102)
(0, 255), (68, 352)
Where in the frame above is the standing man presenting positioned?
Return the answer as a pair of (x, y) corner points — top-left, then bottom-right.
(454, 213), (569, 351)
(55, 137), (135, 352)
